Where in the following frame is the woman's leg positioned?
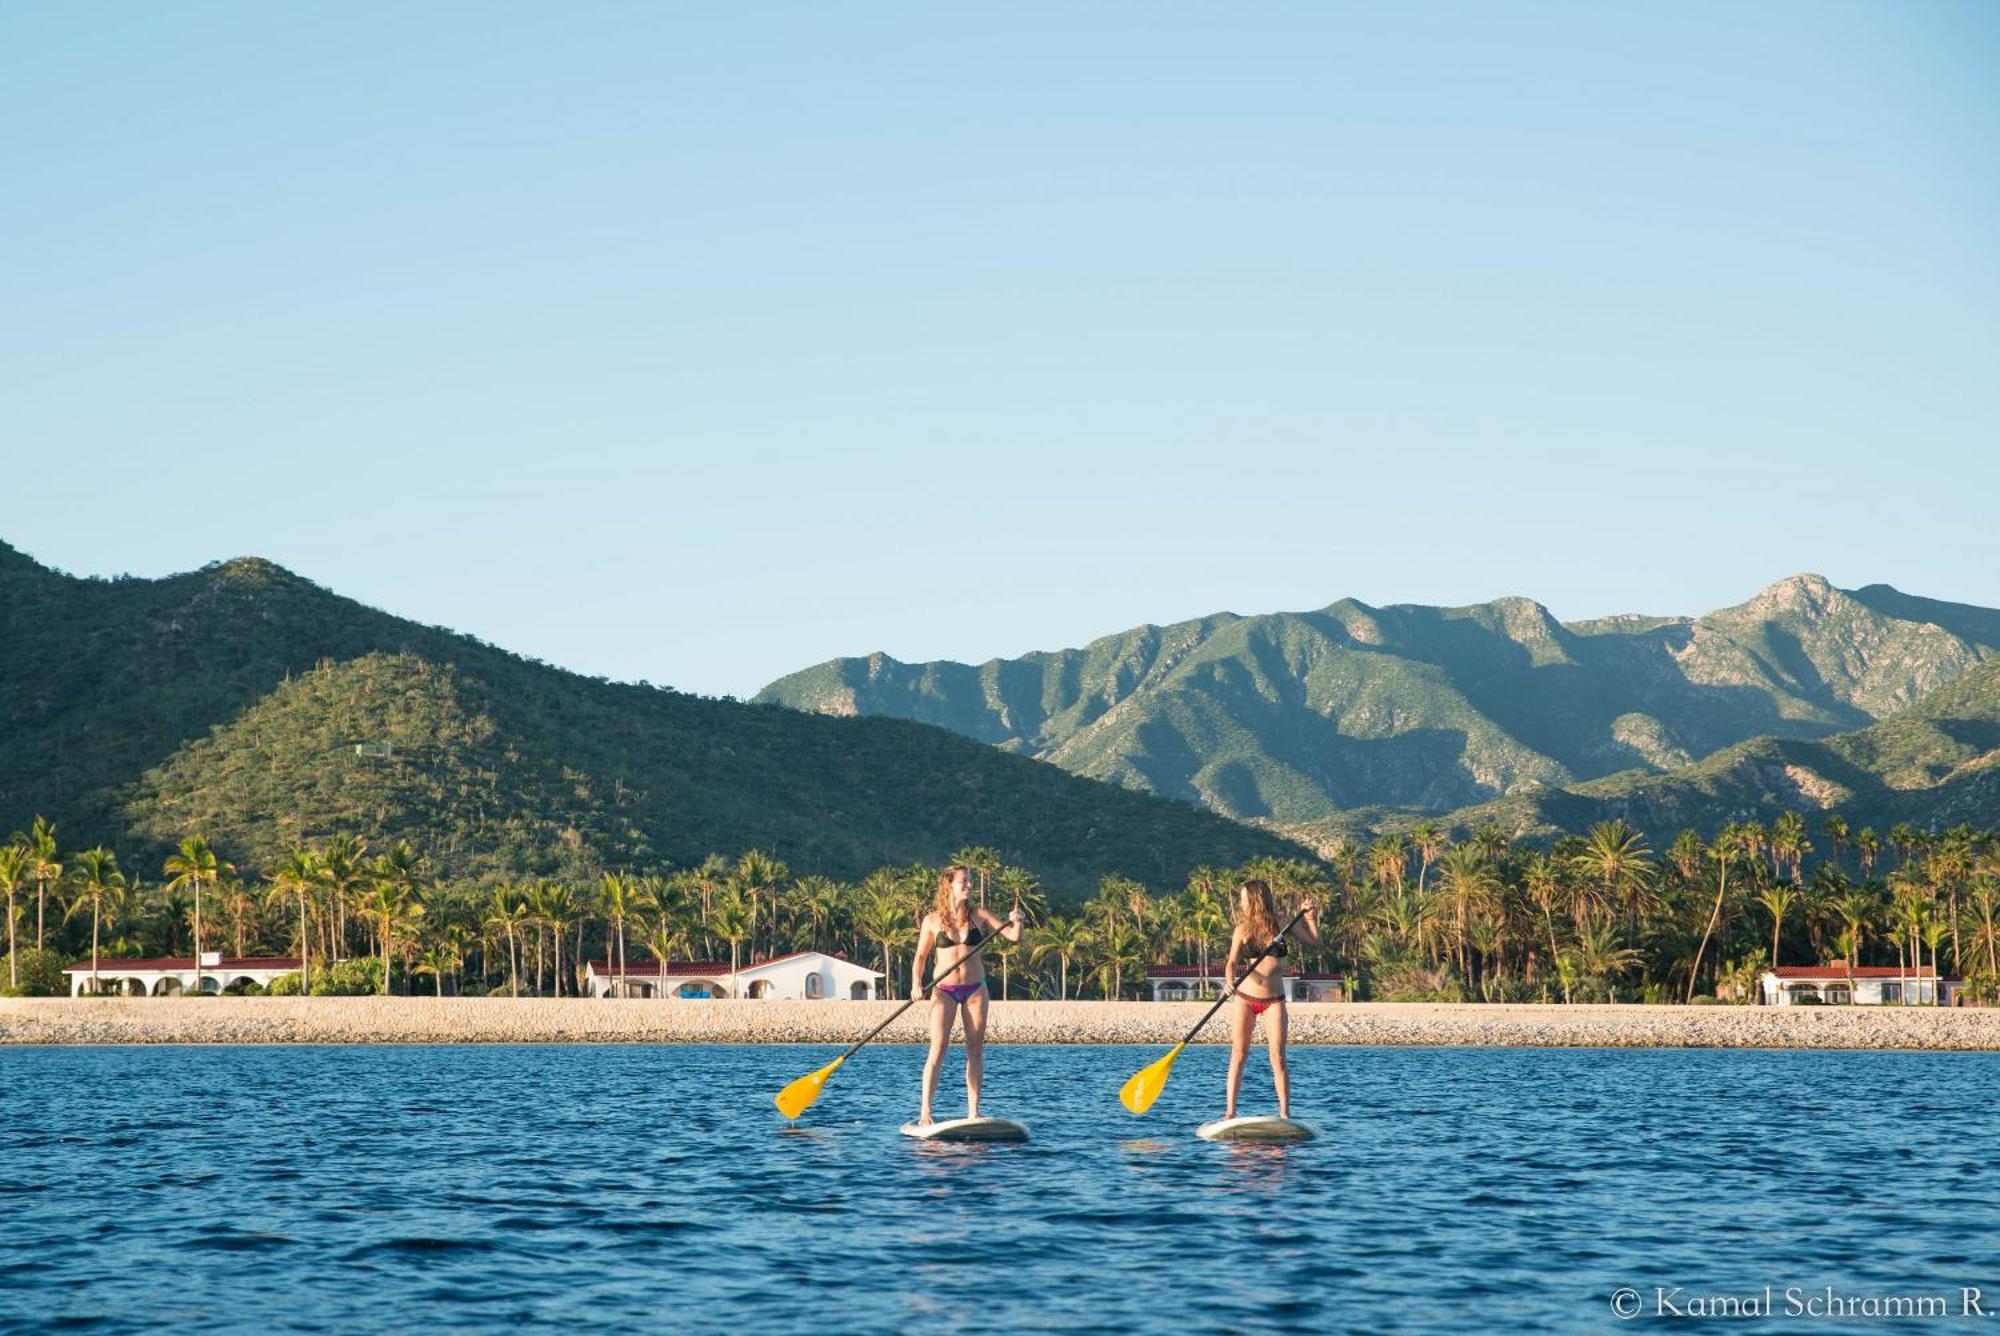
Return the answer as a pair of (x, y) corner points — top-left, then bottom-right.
(1225, 997), (1255, 1119)
(1266, 1000), (1291, 1120)
(920, 994), (959, 1124)
(963, 986), (990, 1117)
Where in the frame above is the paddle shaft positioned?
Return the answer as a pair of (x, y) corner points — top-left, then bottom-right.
(828, 920), (1013, 1067)
(1173, 907), (1311, 1048)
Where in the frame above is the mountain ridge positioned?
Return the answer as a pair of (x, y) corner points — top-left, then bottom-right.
(757, 573), (2000, 829)
(0, 539), (1309, 892)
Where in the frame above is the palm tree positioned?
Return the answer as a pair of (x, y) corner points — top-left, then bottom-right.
(1470, 824), (1511, 865)
(599, 872), (639, 996)
(1822, 814), (1851, 871)
(789, 875), (843, 954)
(318, 834), (370, 965)
(1570, 821), (1656, 948)
(1090, 921), (1144, 1000)
(359, 877), (424, 996)
(731, 849), (787, 960)
(21, 817), (62, 952)
(1370, 834), (1409, 894)
(1770, 811), (1811, 883)
(1568, 921), (1642, 1001)
(266, 849), (322, 995)
(484, 886), (532, 997)
(1436, 844), (1500, 985)
(163, 836), (227, 995)
(1888, 823), (1922, 871)
(0, 844), (28, 989)
(218, 871), (260, 960)
(1832, 891), (1876, 998)
(1031, 915), (1089, 1000)
(536, 881), (586, 998)
(1961, 877), (2000, 984)
(1921, 913), (1950, 1005)
(854, 884), (913, 999)
(413, 941), (460, 998)
(1854, 828), (1883, 877)
(1408, 821), (1446, 895)
(64, 847), (125, 995)
(644, 913), (690, 998)
(710, 890), (754, 991)
(1522, 855), (1571, 1003)
(1756, 884), (1797, 971)
(1685, 829), (1740, 1003)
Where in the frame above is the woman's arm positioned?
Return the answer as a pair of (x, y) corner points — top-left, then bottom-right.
(912, 915), (935, 997)
(1224, 927), (1244, 988)
(977, 906), (1026, 944)
(1291, 899), (1322, 947)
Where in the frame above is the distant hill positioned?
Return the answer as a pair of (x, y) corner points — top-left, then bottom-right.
(1433, 659), (2000, 840)
(757, 574), (2000, 834)
(0, 541), (1306, 893)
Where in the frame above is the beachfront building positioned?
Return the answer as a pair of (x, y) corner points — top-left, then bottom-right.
(583, 950), (884, 1000)
(62, 953), (302, 997)
(1758, 964), (1964, 1007)
(1143, 964), (1348, 1003)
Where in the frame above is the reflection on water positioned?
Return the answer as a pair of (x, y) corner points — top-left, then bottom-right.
(4, 1044), (1998, 1333)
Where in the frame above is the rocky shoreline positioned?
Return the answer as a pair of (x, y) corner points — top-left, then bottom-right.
(5, 997), (2000, 1049)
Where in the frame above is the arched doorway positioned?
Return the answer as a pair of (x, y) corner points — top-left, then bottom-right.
(747, 980), (772, 999)
(850, 981), (871, 1000)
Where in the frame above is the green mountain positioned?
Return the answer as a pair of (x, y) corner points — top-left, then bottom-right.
(1435, 658), (2000, 839)
(0, 541), (1306, 893)
(757, 575), (2000, 834)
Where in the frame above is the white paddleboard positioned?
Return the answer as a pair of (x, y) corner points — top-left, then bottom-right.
(900, 1116), (1031, 1143)
(1197, 1115), (1319, 1144)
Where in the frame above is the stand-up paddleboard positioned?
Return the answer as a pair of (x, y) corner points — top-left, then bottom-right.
(900, 1116), (1031, 1143)
(1197, 1116), (1318, 1144)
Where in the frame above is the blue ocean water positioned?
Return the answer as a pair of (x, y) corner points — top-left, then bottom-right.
(3, 1044), (1996, 1333)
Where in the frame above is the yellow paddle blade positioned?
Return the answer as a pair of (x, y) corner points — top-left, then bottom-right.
(1119, 1043), (1185, 1115)
(775, 1056), (845, 1120)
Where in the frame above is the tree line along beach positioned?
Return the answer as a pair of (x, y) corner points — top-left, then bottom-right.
(4, 810), (1996, 1036)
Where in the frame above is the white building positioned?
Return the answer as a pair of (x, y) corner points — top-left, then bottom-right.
(1759, 964), (1964, 1007)
(583, 950), (884, 1000)
(63, 953), (302, 997)
(1143, 964), (1348, 1003)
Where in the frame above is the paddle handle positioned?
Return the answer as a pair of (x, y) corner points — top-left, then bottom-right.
(1174, 906), (1311, 1048)
(830, 922), (1011, 1066)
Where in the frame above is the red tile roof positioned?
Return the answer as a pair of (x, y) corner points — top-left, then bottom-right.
(1769, 965), (1958, 981)
(61, 957), (301, 973)
(1144, 964), (1344, 980)
(583, 958), (730, 977)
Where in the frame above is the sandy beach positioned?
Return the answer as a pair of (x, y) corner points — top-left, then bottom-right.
(5, 997), (1999, 1049)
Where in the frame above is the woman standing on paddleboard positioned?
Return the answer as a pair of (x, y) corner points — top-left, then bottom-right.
(913, 865), (1025, 1127)
(1223, 879), (1319, 1122)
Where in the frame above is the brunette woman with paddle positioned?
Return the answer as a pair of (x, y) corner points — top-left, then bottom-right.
(1223, 879), (1319, 1121)
(913, 865), (1025, 1126)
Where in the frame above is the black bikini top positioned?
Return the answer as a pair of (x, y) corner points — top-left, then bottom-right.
(1246, 937), (1288, 959)
(937, 917), (986, 948)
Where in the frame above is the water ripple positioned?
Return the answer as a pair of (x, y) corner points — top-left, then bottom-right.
(2, 1044), (1996, 1332)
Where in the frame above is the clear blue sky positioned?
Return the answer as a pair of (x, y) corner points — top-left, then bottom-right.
(3, 1), (1995, 697)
